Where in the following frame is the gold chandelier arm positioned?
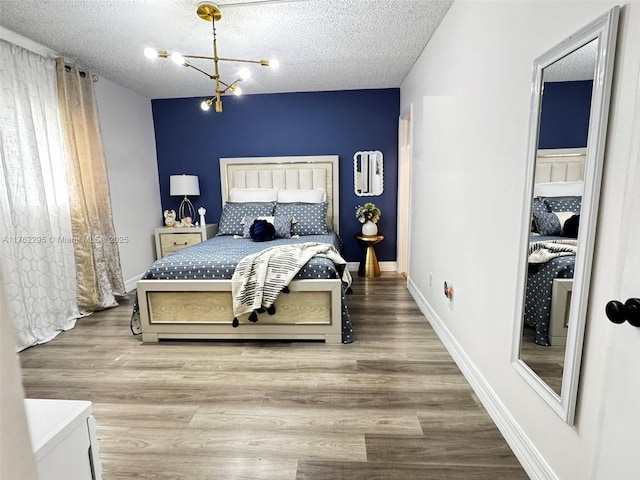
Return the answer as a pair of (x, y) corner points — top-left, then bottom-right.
(183, 54), (269, 66)
(219, 78), (242, 94)
(217, 57), (271, 66)
(217, 78), (232, 89)
(182, 54), (215, 61)
(182, 62), (215, 80)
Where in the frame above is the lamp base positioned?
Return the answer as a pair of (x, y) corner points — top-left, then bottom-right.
(178, 197), (196, 222)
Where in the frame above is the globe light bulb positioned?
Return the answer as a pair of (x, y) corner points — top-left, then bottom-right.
(200, 100), (211, 111)
(144, 48), (158, 60)
(171, 52), (186, 65)
(233, 86), (242, 96)
(269, 58), (279, 69)
(238, 68), (251, 80)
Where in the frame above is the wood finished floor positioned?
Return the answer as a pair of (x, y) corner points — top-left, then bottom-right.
(520, 327), (565, 395)
(19, 273), (528, 479)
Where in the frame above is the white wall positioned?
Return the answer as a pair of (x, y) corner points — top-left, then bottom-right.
(0, 283), (37, 480)
(95, 77), (160, 291)
(401, 1), (640, 478)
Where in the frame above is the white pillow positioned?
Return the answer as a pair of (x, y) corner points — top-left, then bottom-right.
(277, 188), (326, 203)
(534, 181), (584, 198)
(229, 188), (278, 203)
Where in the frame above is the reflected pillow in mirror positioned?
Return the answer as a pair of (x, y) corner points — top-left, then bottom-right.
(543, 196), (582, 214)
(533, 181), (584, 197)
(554, 211), (575, 227)
(561, 214), (580, 238)
(533, 211), (562, 236)
(531, 197), (549, 232)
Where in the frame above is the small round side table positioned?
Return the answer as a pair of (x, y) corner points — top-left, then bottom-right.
(355, 234), (384, 278)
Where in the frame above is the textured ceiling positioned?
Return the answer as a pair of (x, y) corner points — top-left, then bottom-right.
(543, 39), (598, 82)
(0, 0), (454, 99)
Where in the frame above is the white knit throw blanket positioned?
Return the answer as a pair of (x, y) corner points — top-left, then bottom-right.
(231, 242), (352, 318)
(528, 239), (577, 264)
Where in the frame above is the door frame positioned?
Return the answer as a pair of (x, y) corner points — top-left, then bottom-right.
(397, 104), (414, 278)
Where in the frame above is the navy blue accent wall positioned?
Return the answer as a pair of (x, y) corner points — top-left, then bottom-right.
(152, 88), (400, 262)
(538, 80), (593, 149)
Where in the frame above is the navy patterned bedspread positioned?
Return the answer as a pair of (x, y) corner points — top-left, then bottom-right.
(524, 236), (574, 346)
(131, 232), (353, 343)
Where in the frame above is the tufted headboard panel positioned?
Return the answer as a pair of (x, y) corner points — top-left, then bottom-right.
(535, 148), (586, 183)
(219, 155), (340, 232)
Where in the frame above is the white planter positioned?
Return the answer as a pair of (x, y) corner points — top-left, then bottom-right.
(361, 220), (378, 236)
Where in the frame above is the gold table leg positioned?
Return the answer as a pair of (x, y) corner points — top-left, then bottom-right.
(359, 244), (381, 278)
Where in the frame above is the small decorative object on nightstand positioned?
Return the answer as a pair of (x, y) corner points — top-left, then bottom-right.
(355, 234), (384, 278)
(355, 202), (381, 236)
(154, 224), (217, 259)
(163, 209), (176, 227)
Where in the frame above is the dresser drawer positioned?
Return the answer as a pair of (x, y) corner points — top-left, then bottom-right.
(159, 233), (202, 256)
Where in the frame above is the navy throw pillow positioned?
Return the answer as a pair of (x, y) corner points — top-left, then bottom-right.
(561, 214), (580, 238)
(249, 219), (275, 242)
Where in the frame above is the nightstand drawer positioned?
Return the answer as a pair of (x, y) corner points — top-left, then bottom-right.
(159, 233), (202, 256)
(154, 225), (217, 259)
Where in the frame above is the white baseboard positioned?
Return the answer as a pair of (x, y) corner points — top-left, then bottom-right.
(124, 273), (144, 294)
(347, 261), (398, 272)
(406, 276), (556, 480)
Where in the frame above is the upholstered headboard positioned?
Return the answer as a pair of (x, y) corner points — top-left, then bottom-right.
(535, 148), (587, 183)
(219, 155), (340, 232)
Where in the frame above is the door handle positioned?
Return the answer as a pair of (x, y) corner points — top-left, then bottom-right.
(605, 298), (640, 327)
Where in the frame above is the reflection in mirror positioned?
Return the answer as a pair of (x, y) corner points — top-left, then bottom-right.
(521, 147), (587, 396)
(354, 150), (383, 196)
(512, 7), (619, 424)
(520, 39), (598, 397)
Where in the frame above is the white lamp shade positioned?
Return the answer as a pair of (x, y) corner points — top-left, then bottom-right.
(170, 175), (200, 196)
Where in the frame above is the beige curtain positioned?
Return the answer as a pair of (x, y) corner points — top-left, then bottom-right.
(55, 59), (125, 311)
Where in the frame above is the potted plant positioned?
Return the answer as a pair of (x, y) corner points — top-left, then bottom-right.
(355, 202), (381, 236)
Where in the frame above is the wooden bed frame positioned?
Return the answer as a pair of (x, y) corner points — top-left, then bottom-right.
(137, 155), (345, 344)
(534, 148), (585, 345)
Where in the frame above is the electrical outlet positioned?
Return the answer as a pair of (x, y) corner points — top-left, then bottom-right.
(429, 272), (433, 287)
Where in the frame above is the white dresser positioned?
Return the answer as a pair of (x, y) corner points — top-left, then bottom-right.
(24, 399), (102, 480)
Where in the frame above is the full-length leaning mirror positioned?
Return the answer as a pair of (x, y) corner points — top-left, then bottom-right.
(511, 6), (619, 424)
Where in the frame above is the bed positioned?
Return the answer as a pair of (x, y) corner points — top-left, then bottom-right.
(524, 148), (585, 346)
(131, 155), (352, 344)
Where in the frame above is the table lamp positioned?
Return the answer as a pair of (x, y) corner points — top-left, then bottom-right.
(170, 174), (200, 222)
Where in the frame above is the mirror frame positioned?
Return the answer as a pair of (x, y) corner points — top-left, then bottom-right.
(511, 6), (619, 425)
(354, 150), (384, 196)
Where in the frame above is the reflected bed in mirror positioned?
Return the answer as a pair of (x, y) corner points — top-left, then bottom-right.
(521, 148), (586, 395)
(354, 150), (383, 196)
(511, 6), (619, 425)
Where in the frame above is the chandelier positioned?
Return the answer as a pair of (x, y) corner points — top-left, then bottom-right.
(144, 2), (278, 113)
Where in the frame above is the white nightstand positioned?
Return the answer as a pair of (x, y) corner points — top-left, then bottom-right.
(25, 398), (102, 480)
(154, 224), (218, 259)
